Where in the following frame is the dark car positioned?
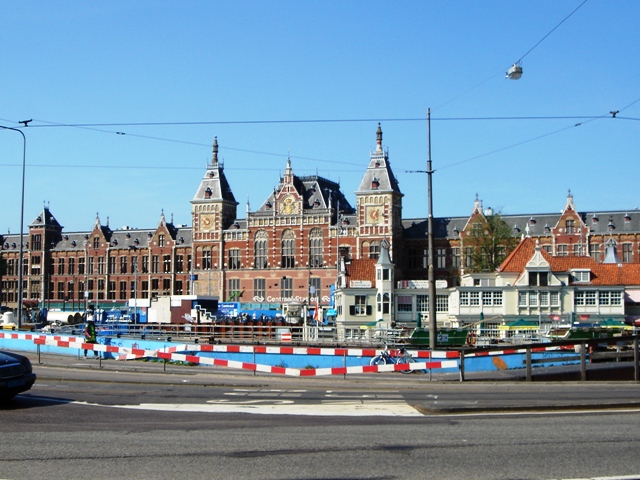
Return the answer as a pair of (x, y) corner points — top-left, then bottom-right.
(0, 351), (36, 400)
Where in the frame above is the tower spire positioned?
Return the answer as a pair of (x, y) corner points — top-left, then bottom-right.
(376, 123), (383, 153)
(212, 137), (219, 165)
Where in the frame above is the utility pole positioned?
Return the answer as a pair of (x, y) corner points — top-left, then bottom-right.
(426, 108), (437, 350)
(406, 109), (437, 350)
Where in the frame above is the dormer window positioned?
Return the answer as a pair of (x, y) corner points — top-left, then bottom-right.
(528, 271), (549, 286)
(371, 178), (380, 189)
(208, 171), (215, 178)
(233, 222), (240, 229)
(374, 161), (380, 167)
(571, 270), (590, 283)
(3, 243), (8, 249)
(71, 240), (76, 247)
(453, 226), (459, 237)
(204, 187), (212, 199)
(565, 219), (575, 234)
(529, 217), (536, 226)
(112, 239), (118, 246)
(592, 214), (599, 223)
(544, 224), (551, 233)
(313, 199), (320, 207)
(11, 243), (16, 248)
(608, 218), (615, 231)
(134, 239), (140, 246)
(513, 225), (521, 233)
(265, 201), (272, 209)
(625, 213), (631, 223)
(63, 235), (69, 240)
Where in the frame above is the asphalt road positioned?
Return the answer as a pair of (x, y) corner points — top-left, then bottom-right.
(1, 353), (640, 479)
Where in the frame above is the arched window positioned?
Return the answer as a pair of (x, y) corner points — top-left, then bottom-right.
(363, 240), (380, 260)
(202, 248), (212, 270)
(281, 229), (295, 268)
(254, 230), (268, 269)
(309, 228), (324, 267)
(377, 292), (390, 314)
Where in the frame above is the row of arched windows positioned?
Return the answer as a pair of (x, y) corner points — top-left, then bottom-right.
(254, 228), (325, 270)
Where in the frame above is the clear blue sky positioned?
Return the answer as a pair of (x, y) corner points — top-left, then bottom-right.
(1, 1), (639, 234)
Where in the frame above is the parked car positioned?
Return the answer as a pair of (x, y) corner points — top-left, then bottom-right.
(0, 351), (36, 400)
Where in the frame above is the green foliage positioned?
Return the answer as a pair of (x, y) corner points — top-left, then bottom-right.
(467, 213), (518, 272)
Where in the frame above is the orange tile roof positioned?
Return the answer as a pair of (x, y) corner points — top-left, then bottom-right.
(498, 237), (640, 286)
(345, 259), (377, 285)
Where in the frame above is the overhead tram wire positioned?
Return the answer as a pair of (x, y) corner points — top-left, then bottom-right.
(1, 108), (625, 175)
(11, 117), (366, 169)
(514, 0), (589, 66)
(434, 0), (589, 111)
(438, 109), (614, 171)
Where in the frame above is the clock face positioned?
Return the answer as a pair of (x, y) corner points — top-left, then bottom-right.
(200, 213), (214, 231)
(366, 205), (383, 225)
(279, 195), (299, 215)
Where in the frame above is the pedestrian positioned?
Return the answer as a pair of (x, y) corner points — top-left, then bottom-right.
(83, 316), (99, 359)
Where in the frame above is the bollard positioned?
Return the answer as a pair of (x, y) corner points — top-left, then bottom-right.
(343, 351), (347, 380)
(526, 347), (532, 382)
(580, 341), (587, 381)
(459, 351), (465, 382)
(37, 343), (41, 364)
(634, 337), (639, 382)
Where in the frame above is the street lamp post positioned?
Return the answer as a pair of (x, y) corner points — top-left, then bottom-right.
(1, 122), (29, 328)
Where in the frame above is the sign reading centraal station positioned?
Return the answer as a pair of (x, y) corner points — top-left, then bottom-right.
(253, 295), (331, 304)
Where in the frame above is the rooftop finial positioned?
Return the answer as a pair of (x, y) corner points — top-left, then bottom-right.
(376, 123), (383, 152)
(212, 137), (219, 164)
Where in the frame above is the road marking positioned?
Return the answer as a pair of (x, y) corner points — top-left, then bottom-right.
(107, 401), (424, 416)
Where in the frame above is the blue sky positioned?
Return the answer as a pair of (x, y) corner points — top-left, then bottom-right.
(1, 1), (639, 234)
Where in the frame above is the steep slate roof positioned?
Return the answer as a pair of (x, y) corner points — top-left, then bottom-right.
(253, 159), (355, 215)
(497, 237), (640, 286)
(403, 192), (640, 240)
(356, 123), (402, 196)
(192, 137), (237, 204)
(29, 208), (63, 229)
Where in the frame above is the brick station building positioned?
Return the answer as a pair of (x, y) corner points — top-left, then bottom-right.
(2, 124), (640, 322)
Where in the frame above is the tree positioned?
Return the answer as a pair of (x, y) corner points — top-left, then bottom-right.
(466, 213), (519, 272)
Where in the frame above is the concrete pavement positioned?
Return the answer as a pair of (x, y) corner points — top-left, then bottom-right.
(23, 350), (640, 414)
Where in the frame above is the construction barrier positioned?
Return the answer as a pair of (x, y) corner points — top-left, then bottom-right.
(0, 331), (459, 376)
(0, 332), (597, 378)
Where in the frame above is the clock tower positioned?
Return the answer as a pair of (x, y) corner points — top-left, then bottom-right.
(191, 137), (238, 295)
(355, 124), (403, 259)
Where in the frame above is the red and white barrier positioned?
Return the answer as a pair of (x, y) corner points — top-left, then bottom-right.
(0, 331), (460, 376)
(462, 345), (563, 358)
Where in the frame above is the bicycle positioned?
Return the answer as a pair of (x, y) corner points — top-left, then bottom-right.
(369, 346), (420, 374)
